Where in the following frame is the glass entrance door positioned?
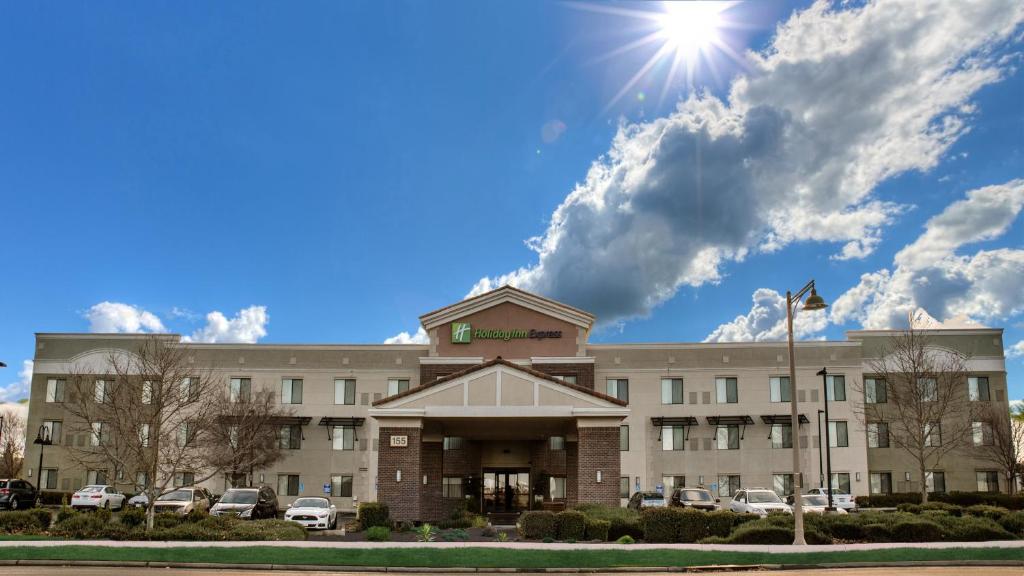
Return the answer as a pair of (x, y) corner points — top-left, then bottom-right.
(482, 469), (530, 513)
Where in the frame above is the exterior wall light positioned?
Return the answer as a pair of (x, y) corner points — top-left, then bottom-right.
(596, 471), (602, 483)
(423, 474), (428, 485)
(396, 470), (402, 483)
(905, 472), (911, 482)
(855, 472), (861, 482)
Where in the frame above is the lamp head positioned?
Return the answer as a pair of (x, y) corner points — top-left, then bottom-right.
(803, 287), (828, 311)
(816, 367), (828, 377)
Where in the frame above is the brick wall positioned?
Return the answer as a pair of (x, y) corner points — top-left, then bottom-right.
(565, 441), (578, 506)
(420, 441), (444, 521)
(440, 440), (482, 517)
(531, 363), (595, 390)
(377, 427), (422, 521)
(575, 427), (620, 506)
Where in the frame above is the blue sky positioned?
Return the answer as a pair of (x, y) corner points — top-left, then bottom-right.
(1, 0), (1022, 402)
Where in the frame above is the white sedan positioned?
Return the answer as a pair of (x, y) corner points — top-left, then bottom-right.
(789, 494), (848, 514)
(804, 487), (857, 511)
(283, 497), (337, 530)
(71, 485), (126, 510)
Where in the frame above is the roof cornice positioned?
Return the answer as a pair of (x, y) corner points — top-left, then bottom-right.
(418, 286), (595, 330)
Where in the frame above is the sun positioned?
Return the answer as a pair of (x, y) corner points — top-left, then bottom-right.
(657, 2), (726, 57)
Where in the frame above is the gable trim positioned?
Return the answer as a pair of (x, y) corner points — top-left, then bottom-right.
(419, 286), (595, 331)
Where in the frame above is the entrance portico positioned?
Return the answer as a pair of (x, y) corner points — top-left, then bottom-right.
(370, 358), (628, 521)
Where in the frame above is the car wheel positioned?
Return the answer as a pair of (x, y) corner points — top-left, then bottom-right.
(9, 497), (19, 510)
(330, 515), (337, 530)
(103, 500), (110, 510)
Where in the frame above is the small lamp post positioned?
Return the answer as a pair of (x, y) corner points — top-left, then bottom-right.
(817, 409), (825, 488)
(817, 367), (835, 512)
(33, 425), (53, 489)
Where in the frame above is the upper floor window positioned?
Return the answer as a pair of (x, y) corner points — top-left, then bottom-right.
(661, 378), (683, 404)
(90, 422), (107, 446)
(94, 380), (109, 403)
(828, 421), (849, 448)
(387, 379), (410, 397)
(335, 379), (356, 405)
(606, 379), (629, 403)
(230, 378), (251, 403)
(968, 377), (990, 401)
(279, 424), (301, 450)
(770, 424), (792, 449)
(142, 380), (153, 404)
(769, 376), (791, 403)
(177, 421), (193, 448)
(867, 422), (889, 448)
(716, 377), (738, 403)
(662, 426), (685, 451)
(919, 378), (937, 402)
(620, 425), (629, 451)
(865, 378), (887, 404)
(139, 423), (150, 447)
(332, 426), (355, 451)
(716, 425), (740, 450)
(443, 436), (464, 450)
(45, 379), (65, 403)
(826, 375), (846, 402)
(554, 375), (577, 385)
(972, 421), (994, 446)
(549, 436), (565, 451)
(180, 377), (199, 402)
(41, 420), (62, 445)
(281, 379), (303, 404)
(924, 422), (942, 446)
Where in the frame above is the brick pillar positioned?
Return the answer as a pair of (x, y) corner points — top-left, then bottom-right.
(575, 427), (620, 506)
(420, 441), (443, 522)
(378, 427), (422, 521)
(565, 441), (579, 506)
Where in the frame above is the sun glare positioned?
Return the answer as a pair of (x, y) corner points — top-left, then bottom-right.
(657, 2), (725, 56)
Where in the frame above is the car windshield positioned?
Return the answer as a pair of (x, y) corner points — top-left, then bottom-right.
(79, 486), (104, 493)
(642, 493), (664, 501)
(680, 490), (713, 502)
(157, 490), (191, 501)
(748, 492), (783, 504)
(803, 495), (828, 506)
(219, 490), (258, 504)
(292, 498), (328, 508)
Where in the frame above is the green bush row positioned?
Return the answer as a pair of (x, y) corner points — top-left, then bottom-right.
(641, 507), (761, 543)
(857, 491), (1024, 510)
(519, 510), (599, 541)
(48, 510), (306, 540)
(357, 502), (391, 529)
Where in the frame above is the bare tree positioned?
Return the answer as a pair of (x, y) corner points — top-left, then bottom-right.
(0, 408), (26, 478)
(854, 326), (974, 502)
(203, 388), (291, 488)
(973, 404), (1024, 494)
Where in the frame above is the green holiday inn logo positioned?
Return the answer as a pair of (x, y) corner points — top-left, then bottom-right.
(451, 322), (472, 344)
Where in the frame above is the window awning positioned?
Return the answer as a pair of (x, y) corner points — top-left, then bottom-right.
(269, 416), (313, 426)
(760, 414), (810, 425)
(651, 417), (700, 427)
(318, 417), (366, 441)
(705, 415), (755, 426)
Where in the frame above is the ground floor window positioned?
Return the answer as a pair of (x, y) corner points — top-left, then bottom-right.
(619, 476), (630, 498)
(926, 471), (946, 493)
(718, 475), (740, 498)
(772, 473), (793, 497)
(662, 475), (685, 493)
(331, 474), (353, 498)
(976, 471), (999, 492)
(87, 470), (107, 485)
(443, 436), (464, 450)
(869, 472), (892, 494)
(549, 436), (565, 451)
(174, 471), (195, 487)
(136, 472), (149, 492)
(620, 425), (629, 451)
(830, 473), (851, 494)
(443, 476), (463, 498)
(278, 474), (300, 496)
(41, 469), (58, 490)
(549, 476), (566, 500)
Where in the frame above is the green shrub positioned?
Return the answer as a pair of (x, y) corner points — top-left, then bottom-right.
(555, 510), (586, 541)
(933, 491), (1024, 510)
(585, 518), (610, 541)
(481, 526), (497, 538)
(727, 525), (792, 545)
(56, 504), (77, 525)
(154, 512), (183, 529)
(184, 508), (208, 523)
(921, 502), (961, 516)
(415, 523), (437, 542)
(897, 503), (922, 514)
(519, 511), (557, 540)
(890, 520), (944, 542)
(641, 507), (683, 543)
(366, 526), (390, 541)
(225, 519), (307, 541)
(705, 511), (737, 538)
(616, 534), (634, 544)
(698, 535), (730, 544)
(732, 512), (760, 527)
(678, 508), (711, 543)
(436, 515), (473, 529)
(94, 506), (112, 524)
(29, 508), (52, 531)
(608, 516), (643, 541)
(998, 510), (1024, 536)
(394, 520), (414, 533)
(52, 513), (110, 539)
(814, 514), (864, 541)
(856, 493), (922, 508)
(946, 516), (1016, 541)
(442, 528), (469, 541)
(0, 510), (47, 534)
(862, 523), (893, 543)
(964, 504), (1009, 521)
(119, 506), (147, 528)
(357, 501), (390, 529)
(38, 491), (74, 506)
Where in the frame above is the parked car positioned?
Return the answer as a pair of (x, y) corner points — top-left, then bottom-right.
(71, 485), (126, 510)
(152, 487), (213, 515)
(728, 489), (792, 516)
(128, 492), (149, 509)
(786, 493), (848, 514)
(626, 491), (667, 511)
(0, 479), (38, 510)
(209, 486), (278, 520)
(284, 496), (337, 530)
(669, 487), (719, 511)
(804, 487), (857, 511)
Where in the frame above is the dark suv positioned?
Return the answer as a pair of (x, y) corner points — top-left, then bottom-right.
(669, 487), (719, 511)
(0, 479), (38, 510)
(208, 486), (278, 519)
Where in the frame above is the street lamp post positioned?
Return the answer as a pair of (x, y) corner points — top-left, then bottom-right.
(33, 425), (53, 491)
(817, 409), (825, 488)
(785, 280), (828, 546)
(817, 367), (835, 512)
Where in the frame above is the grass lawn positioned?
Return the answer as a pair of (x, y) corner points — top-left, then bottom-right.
(0, 546), (1019, 567)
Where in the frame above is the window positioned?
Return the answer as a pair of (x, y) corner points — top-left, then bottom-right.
(919, 378), (937, 402)
(620, 425), (629, 451)
(94, 380), (108, 403)
(867, 422), (889, 448)
(180, 377), (198, 402)
(661, 378), (683, 404)
(770, 424), (792, 449)
(332, 474), (353, 498)
(139, 424), (150, 447)
(332, 426), (355, 451)
(387, 379), (410, 397)
(606, 379), (629, 403)
(90, 422), (106, 446)
(228, 425), (239, 449)
(716, 425), (740, 450)
(716, 377), (738, 403)
(40, 469), (57, 490)
(549, 476), (566, 499)
(334, 379), (356, 405)
(972, 422), (994, 446)
(135, 472), (149, 492)
(142, 380), (153, 404)
(663, 475), (685, 492)
(717, 475), (740, 497)
(177, 421), (192, 448)
(828, 421), (849, 448)
(827, 375), (846, 402)
(549, 436), (565, 451)
(87, 470), (107, 485)
(769, 376), (791, 403)
(968, 377), (990, 401)
(174, 471), (195, 487)
(442, 477), (463, 498)
(620, 476), (630, 498)
(443, 436), (464, 450)
(976, 471), (999, 492)
(830, 473), (851, 494)
(772, 474), (793, 497)
(926, 471), (946, 493)
(279, 425), (301, 450)
(924, 422), (942, 446)
(45, 379), (65, 403)
(554, 375), (577, 385)
(278, 474), (300, 497)
(869, 472), (892, 494)
(281, 379), (303, 404)
(41, 421), (62, 445)
(230, 378), (251, 403)
(865, 378), (887, 404)
(662, 426), (685, 451)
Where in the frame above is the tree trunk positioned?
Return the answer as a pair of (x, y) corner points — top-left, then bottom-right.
(919, 463), (929, 504)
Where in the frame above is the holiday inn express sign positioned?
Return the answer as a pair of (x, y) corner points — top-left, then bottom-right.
(451, 322), (562, 344)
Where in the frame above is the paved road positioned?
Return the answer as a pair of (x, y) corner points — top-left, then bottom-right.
(0, 568), (1020, 576)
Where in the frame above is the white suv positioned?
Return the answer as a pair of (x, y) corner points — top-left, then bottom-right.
(804, 487), (857, 511)
(728, 489), (792, 516)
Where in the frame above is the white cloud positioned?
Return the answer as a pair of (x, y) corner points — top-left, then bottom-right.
(831, 180), (1024, 328)
(469, 0), (1024, 326)
(85, 302), (166, 333)
(0, 360), (33, 403)
(704, 288), (829, 342)
(384, 327), (430, 345)
(184, 306), (269, 344)
(1009, 340), (1024, 358)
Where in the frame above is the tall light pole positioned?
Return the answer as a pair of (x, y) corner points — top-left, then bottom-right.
(33, 425), (52, 491)
(818, 367), (835, 512)
(785, 280), (828, 546)
(817, 409), (825, 488)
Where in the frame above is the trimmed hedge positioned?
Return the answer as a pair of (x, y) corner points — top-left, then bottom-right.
(585, 518), (610, 541)
(858, 491), (1024, 510)
(519, 511), (557, 540)
(572, 504), (642, 541)
(357, 502), (390, 529)
(119, 507), (147, 528)
(0, 510), (51, 534)
(555, 510), (586, 541)
(366, 526), (391, 541)
(946, 516), (1016, 541)
(999, 511), (1024, 536)
(50, 512), (306, 541)
(38, 491), (74, 506)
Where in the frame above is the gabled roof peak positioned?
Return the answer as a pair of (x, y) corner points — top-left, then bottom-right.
(419, 285), (595, 331)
